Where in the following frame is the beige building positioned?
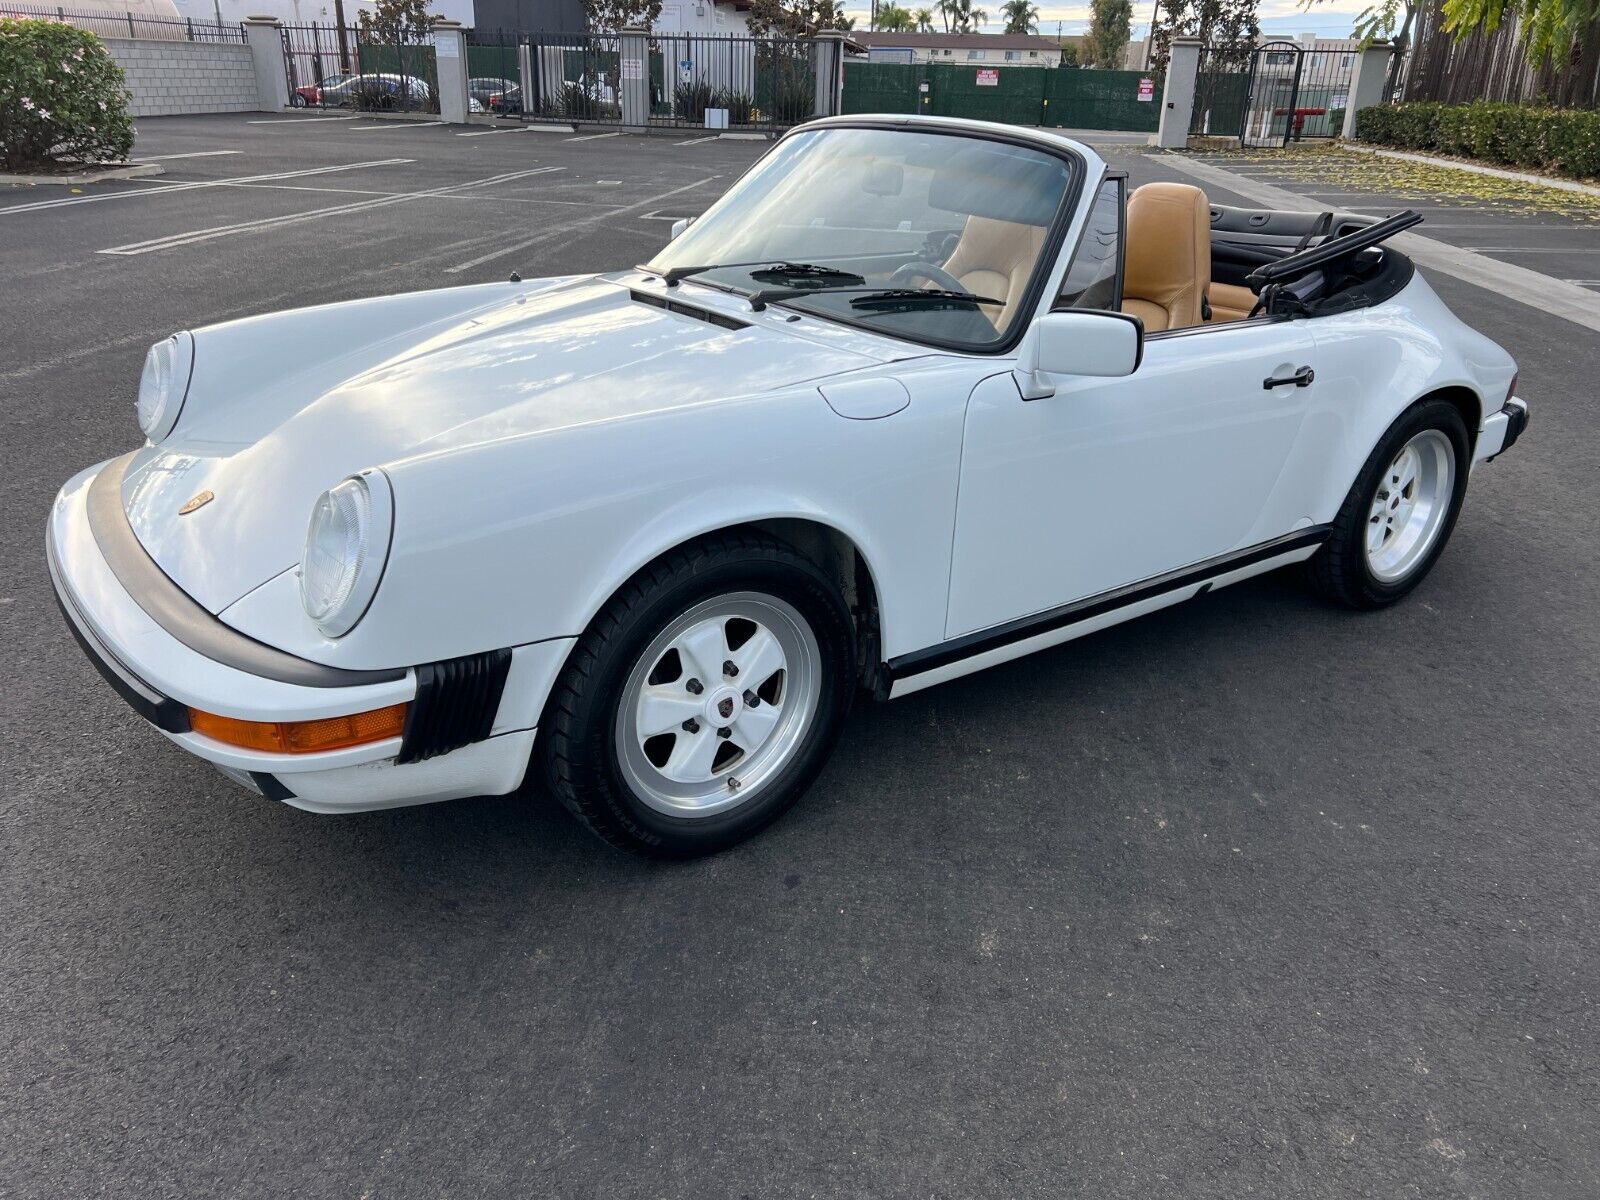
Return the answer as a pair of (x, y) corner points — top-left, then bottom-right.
(854, 31), (1066, 68)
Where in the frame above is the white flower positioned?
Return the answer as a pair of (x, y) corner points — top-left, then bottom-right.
(20, 96), (33, 110)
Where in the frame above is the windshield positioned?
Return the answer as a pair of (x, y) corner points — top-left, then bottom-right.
(646, 126), (1077, 350)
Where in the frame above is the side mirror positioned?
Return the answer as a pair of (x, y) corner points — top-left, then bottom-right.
(669, 216), (695, 241)
(1013, 309), (1143, 399)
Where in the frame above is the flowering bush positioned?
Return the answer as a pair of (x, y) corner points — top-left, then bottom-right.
(0, 18), (134, 172)
(1356, 101), (1600, 180)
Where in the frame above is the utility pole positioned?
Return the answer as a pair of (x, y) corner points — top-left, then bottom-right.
(333, 0), (350, 70)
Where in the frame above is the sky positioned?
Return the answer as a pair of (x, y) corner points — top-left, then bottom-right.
(843, 0), (1372, 42)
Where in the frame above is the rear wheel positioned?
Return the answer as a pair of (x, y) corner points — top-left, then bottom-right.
(540, 532), (854, 858)
(1308, 397), (1471, 608)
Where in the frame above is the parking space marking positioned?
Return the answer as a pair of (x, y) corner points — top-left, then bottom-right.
(131, 150), (243, 162)
(565, 131), (622, 142)
(97, 165), (565, 256)
(347, 120), (447, 131)
(247, 115), (357, 123)
(446, 174), (719, 273)
(674, 136), (720, 146)
(456, 127), (522, 136)
(0, 159), (416, 215)
(1462, 245), (1600, 253)
(225, 180), (616, 208)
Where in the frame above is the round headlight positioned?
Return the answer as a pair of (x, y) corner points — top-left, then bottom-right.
(299, 470), (394, 638)
(136, 332), (195, 443)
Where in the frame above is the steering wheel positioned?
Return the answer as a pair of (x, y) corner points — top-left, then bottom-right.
(890, 261), (969, 294)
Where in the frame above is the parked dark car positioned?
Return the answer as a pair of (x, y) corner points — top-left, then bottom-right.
(469, 76), (521, 114)
(317, 73), (434, 112)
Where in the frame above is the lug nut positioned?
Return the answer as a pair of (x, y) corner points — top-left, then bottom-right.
(723, 660), (739, 677)
(682, 719), (700, 734)
(717, 726), (732, 739)
(685, 678), (703, 694)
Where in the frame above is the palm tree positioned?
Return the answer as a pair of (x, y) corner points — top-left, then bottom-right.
(1000, 0), (1039, 33)
(941, 0), (987, 32)
(914, 6), (936, 30)
(877, 2), (917, 29)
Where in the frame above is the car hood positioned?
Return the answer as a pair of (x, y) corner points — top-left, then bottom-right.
(122, 277), (884, 615)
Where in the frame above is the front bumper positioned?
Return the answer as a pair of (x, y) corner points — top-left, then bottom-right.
(1474, 395), (1529, 466)
(47, 460), (557, 813)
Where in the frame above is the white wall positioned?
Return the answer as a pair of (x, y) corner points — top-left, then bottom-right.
(101, 35), (259, 115)
(653, 0), (750, 37)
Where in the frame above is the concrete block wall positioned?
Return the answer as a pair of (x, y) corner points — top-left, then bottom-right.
(101, 37), (260, 117)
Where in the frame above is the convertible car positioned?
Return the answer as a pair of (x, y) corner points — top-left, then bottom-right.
(48, 116), (1528, 857)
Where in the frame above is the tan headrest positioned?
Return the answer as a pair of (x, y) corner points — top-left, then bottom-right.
(1123, 182), (1210, 330)
(943, 215), (1048, 334)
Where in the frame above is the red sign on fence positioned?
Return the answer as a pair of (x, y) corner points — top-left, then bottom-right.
(1137, 76), (1155, 101)
(976, 68), (999, 87)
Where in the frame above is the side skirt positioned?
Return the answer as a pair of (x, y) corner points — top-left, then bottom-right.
(884, 527), (1331, 699)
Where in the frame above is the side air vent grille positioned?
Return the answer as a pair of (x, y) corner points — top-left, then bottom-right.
(398, 648), (513, 764)
(630, 289), (749, 331)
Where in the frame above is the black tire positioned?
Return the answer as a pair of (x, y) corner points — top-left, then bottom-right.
(1307, 396), (1471, 609)
(539, 531), (855, 858)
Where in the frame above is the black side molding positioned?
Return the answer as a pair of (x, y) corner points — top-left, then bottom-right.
(886, 527), (1332, 683)
(86, 453), (406, 689)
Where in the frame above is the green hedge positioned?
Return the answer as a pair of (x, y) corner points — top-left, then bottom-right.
(1, 18), (133, 172)
(1355, 101), (1600, 180)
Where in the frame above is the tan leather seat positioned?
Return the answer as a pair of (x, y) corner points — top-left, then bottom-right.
(1208, 282), (1256, 323)
(1121, 182), (1210, 332)
(942, 215), (1049, 335)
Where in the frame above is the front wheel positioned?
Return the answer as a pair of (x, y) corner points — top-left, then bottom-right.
(1308, 397), (1471, 608)
(539, 532), (855, 858)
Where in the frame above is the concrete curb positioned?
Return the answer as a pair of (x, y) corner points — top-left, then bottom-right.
(1342, 143), (1600, 199)
(0, 162), (163, 186)
(1159, 150), (1600, 336)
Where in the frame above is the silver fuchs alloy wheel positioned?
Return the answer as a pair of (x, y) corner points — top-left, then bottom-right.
(614, 592), (823, 818)
(1364, 429), (1457, 584)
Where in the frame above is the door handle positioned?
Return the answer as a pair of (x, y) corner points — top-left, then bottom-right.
(1263, 365), (1315, 390)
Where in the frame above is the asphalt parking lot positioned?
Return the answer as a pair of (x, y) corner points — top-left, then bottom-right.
(3, 114), (1598, 1198)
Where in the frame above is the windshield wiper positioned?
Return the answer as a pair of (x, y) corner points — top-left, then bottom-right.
(849, 288), (1002, 310)
(651, 260), (864, 288)
(746, 284), (1003, 312)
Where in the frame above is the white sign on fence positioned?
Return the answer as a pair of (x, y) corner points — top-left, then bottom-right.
(976, 68), (999, 86)
(621, 57), (643, 80)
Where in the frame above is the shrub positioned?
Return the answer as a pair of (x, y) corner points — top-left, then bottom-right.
(1355, 100), (1600, 180)
(714, 88), (753, 125)
(674, 79), (713, 123)
(0, 18), (133, 172)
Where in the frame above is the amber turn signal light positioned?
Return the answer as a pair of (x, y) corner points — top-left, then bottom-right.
(188, 703), (408, 754)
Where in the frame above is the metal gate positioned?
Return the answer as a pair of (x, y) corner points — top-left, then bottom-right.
(1238, 39), (1356, 147)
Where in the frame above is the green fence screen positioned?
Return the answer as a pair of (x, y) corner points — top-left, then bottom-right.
(842, 62), (1162, 132)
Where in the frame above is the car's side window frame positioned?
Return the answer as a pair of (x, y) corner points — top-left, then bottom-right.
(1052, 171), (1126, 315)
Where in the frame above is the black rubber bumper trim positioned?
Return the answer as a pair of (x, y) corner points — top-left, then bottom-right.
(1498, 400), (1528, 456)
(49, 540), (191, 734)
(249, 771), (297, 801)
(398, 648), (513, 764)
(85, 453), (406, 688)
(886, 526), (1333, 682)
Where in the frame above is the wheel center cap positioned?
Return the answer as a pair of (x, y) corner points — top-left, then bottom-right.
(707, 686), (742, 725)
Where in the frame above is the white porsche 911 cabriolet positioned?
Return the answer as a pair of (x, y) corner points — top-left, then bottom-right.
(48, 115), (1528, 856)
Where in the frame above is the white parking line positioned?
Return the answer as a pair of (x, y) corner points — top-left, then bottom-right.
(131, 150), (243, 162)
(0, 159), (415, 215)
(347, 120), (447, 131)
(247, 115), (358, 123)
(565, 131), (622, 142)
(456, 126), (522, 136)
(97, 166), (565, 256)
(446, 175), (719, 273)
(674, 136), (720, 146)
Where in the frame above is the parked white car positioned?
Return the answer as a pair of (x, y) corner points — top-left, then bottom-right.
(48, 116), (1527, 856)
